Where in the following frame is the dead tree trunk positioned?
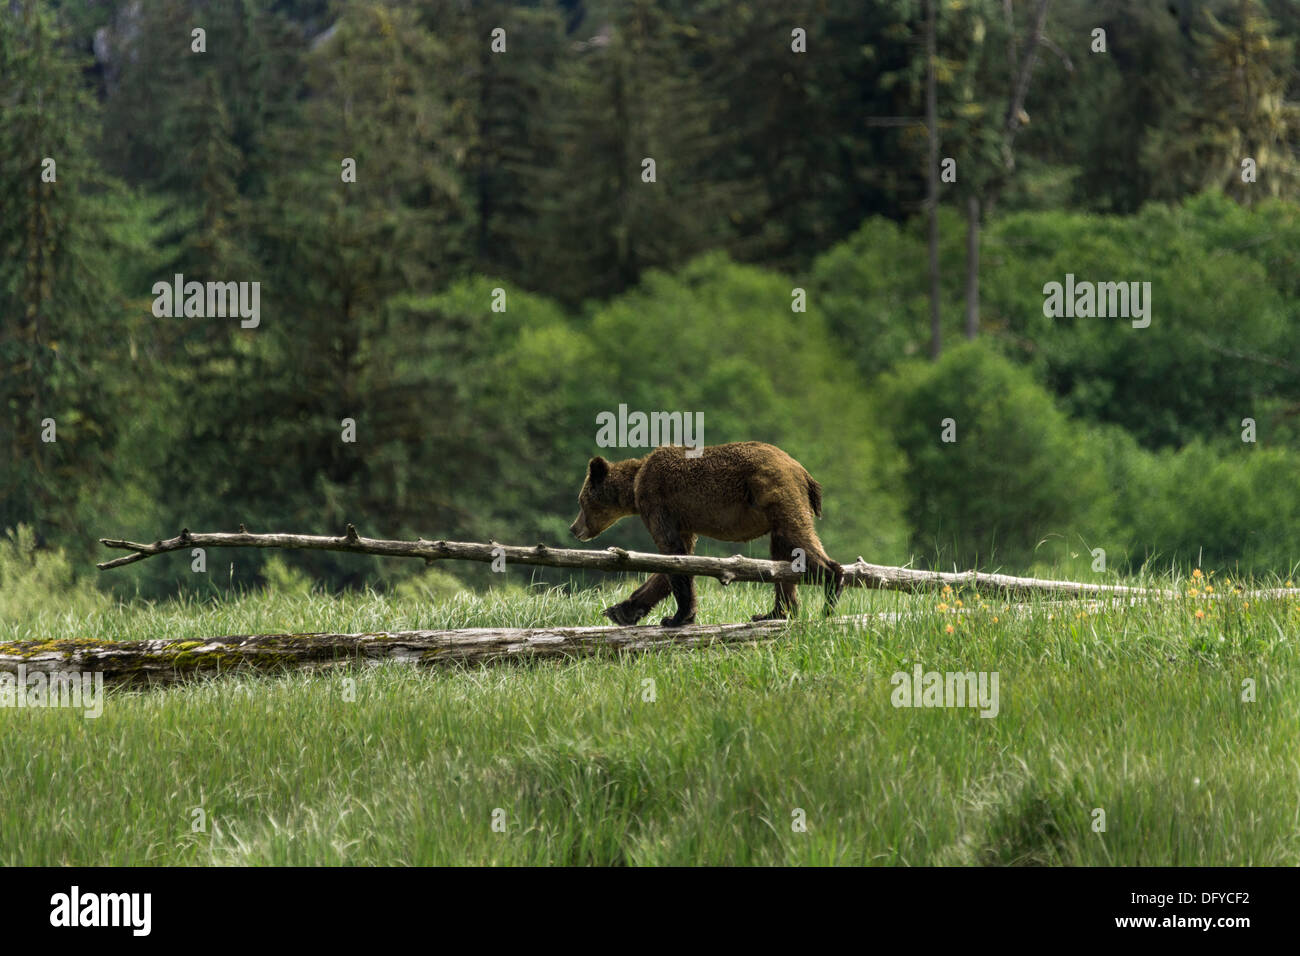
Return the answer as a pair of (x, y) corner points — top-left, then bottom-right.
(98, 526), (1167, 598)
(965, 196), (980, 339)
(925, 0), (942, 360)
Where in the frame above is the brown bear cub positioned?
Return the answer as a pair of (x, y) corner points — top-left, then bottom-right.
(569, 441), (845, 627)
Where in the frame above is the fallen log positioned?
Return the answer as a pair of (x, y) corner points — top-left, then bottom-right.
(0, 616), (859, 685)
(97, 526), (1169, 598)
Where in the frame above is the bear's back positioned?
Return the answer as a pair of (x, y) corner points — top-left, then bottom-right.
(632, 442), (813, 537)
(637, 441), (792, 480)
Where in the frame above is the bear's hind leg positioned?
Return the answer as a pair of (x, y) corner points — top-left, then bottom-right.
(803, 542), (845, 616)
(753, 533), (799, 622)
(820, 557), (846, 615)
(766, 506), (844, 617)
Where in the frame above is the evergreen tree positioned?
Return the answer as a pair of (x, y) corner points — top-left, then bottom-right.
(100, 0), (304, 197)
(1071, 0), (1191, 212)
(1152, 0), (1300, 205)
(413, 0), (571, 283)
(149, 0), (476, 585)
(0, 1), (124, 545)
(520, 0), (751, 304)
(683, 0), (924, 270)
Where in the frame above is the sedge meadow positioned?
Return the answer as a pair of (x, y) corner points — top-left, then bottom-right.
(2, 566), (1295, 866)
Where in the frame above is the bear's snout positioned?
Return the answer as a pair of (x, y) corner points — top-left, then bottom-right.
(569, 516), (589, 540)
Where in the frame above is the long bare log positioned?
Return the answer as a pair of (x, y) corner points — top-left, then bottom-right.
(844, 559), (1172, 597)
(97, 526), (1169, 598)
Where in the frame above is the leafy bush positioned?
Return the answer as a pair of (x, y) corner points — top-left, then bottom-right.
(980, 197), (1295, 449)
(0, 525), (110, 627)
(1113, 441), (1300, 575)
(876, 342), (1112, 569)
(809, 216), (929, 378)
(260, 555), (316, 597)
(808, 210), (973, 381)
(390, 568), (467, 604)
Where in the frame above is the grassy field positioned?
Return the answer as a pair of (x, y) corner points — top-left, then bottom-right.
(2, 566), (1298, 866)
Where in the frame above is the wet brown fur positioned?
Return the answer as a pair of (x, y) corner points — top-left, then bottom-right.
(569, 441), (845, 627)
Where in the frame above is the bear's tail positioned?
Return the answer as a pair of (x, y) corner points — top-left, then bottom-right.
(806, 475), (823, 518)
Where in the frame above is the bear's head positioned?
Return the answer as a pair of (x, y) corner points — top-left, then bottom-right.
(570, 456), (634, 541)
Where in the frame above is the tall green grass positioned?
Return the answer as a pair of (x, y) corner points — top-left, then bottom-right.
(2, 564), (1297, 865)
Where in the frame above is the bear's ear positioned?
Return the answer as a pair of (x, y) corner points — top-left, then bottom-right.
(588, 456), (609, 483)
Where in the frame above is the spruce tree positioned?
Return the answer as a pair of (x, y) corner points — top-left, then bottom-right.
(0, 1), (123, 545)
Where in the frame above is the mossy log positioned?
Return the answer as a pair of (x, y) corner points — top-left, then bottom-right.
(0, 618), (839, 685)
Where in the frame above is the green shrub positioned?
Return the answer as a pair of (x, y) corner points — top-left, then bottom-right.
(980, 198), (1294, 449)
(0, 525), (110, 628)
(1116, 441), (1300, 575)
(260, 555), (316, 597)
(808, 210), (973, 381)
(877, 342), (1112, 569)
(391, 568), (467, 604)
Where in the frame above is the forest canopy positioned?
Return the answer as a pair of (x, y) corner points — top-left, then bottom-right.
(2, 0), (1299, 598)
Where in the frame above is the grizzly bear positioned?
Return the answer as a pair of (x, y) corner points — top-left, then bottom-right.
(569, 441), (845, 627)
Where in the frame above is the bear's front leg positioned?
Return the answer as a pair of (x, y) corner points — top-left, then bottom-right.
(603, 601), (648, 626)
(639, 519), (697, 627)
(603, 573), (674, 626)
